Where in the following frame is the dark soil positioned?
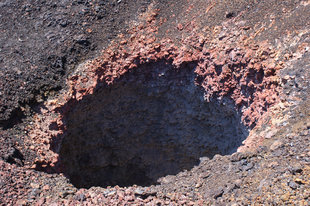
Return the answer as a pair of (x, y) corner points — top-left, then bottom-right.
(0, 0), (152, 125)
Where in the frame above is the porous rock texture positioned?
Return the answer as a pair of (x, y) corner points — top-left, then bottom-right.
(1, 0), (310, 205)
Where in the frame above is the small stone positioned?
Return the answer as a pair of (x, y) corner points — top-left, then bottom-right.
(59, 19), (68, 27)
(74, 193), (86, 201)
(243, 162), (254, 171)
(16, 199), (27, 206)
(177, 23), (183, 31)
(289, 164), (303, 174)
(107, 190), (116, 196)
(134, 188), (144, 195)
(224, 183), (238, 194)
(265, 129), (278, 139)
(226, 11), (235, 18)
(283, 75), (290, 80)
(294, 178), (306, 184)
(288, 181), (298, 190)
(188, 201), (195, 205)
(73, 34), (88, 45)
(124, 194), (135, 201)
(270, 140), (283, 151)
(234, 179), (242, 187)
(281, 192), (290, 201)
(30, 183), (40, 189)
(195, 183), (202, 188)
(268, 161), (279, 168)
(42, 185), (50, 190)
(256, 146), (268, 153)
(117, 191), (124, 201)
(230, 152), (246, 162)
(213, 188), (224, 199)
(35, 198), (45, 206)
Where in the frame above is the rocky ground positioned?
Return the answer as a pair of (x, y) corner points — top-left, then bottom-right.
(1, 0), (310, 205)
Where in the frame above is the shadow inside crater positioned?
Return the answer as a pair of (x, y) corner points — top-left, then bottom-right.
(53, 59), (249, 188)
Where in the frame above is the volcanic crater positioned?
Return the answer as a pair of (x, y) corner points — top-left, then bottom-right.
(3, 1), (309, 204)
(55, 59), (249, 188)
(32, 22), (280, 191)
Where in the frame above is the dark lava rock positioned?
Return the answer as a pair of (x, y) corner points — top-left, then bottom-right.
(0, 0), (153, 125)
